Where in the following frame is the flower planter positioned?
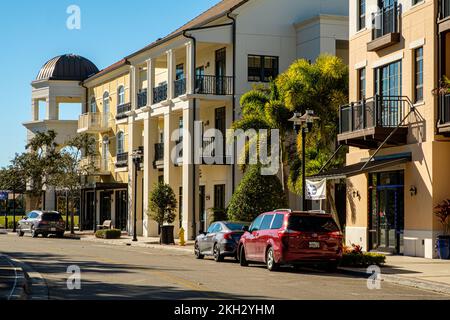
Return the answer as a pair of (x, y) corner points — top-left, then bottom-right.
(436, 236), (450, 260)
(160, 225), (175, 245)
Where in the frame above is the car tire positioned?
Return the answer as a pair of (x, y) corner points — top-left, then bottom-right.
(239, 246), (249, 267)
(56, 232), (65, 239)
(17, 228), (24, 237)
(194, 242), (204, 260)
(31, 227), (38, 238)
(213, 244), (224, 262)
(266, 247), (279, 272)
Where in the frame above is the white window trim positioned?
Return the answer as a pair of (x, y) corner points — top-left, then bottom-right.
(371, 52), (404, 69)
(354, 60), (367, 70)
(409, 38), (425, 50)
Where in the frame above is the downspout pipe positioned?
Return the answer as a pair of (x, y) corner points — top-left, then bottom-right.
(227, 11), (237, 195)
(183, 30), (197, 239)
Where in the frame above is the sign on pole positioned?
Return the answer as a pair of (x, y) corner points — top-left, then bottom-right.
(305, 179), (327, 201)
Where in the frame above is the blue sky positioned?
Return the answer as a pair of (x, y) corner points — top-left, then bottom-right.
(0, 0), (220, 167)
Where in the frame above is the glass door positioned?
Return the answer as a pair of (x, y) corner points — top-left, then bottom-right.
(199, 186), (206, 234)
(215, 48), (226, 95)
(375, 60), (402, 127)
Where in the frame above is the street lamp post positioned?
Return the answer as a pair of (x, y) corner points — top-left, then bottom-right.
(289, 110), (319, 211)
(132, 147), (144, 242)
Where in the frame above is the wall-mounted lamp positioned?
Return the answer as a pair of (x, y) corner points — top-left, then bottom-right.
(352, 191), (360, 198)
(206, 195), (211, 201)
(409, 186), (417, 197)
(205, 62), (210, 69)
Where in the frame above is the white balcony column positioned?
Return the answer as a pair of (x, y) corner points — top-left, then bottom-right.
(185, 40), (195, 94)
(146, 58), (155, 106)
(46, 97), (58, 120)
(130, 65), (138, 110)
(163, 110), (178, 185)
(167, 49), (176, 100)
(143, 114), (159, 237)
(182, 100), (200, 240)
(32, 99), (39, 121)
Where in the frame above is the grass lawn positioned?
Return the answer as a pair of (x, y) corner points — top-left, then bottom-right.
(0, 215), (79, 228)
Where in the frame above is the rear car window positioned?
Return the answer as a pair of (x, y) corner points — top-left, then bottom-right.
(271, 214), (285, 229)
(288, 216), (339, 233)
(225, 223), (245, 231)
(260, 215), (274, 230)
(42, 213), (63, 221)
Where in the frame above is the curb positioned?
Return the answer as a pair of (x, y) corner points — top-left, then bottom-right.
(0, 254), (30, 300)
(339, 267), (450, 295)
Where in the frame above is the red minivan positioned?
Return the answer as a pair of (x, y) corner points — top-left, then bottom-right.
(238, 210), (343, 271)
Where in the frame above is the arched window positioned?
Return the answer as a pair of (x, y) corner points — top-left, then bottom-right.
(117, 131), (124, 155)
(117, 86), (125, 106)
(103, 92), (110, 113)
(90, 97), (97, 113)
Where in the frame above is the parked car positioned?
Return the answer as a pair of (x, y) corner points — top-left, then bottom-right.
(17, 211), (65, 238)
(195, 221), (248, 262)
(238, 210), (343, 271)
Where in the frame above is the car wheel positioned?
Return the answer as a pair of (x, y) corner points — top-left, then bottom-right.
(194, 242), (204, 260)
(266, 247), (279, 272)
(17, 228), (24, 237)
(56, 232), (65, 238)
(213, 244), (224, 262)
(31, 227), (38, 238)
(239, 246), (249, 267)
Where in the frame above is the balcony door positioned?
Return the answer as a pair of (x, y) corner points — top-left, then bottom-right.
(215, 107), (226, 161)
(215, 48), (226, 95)
(375, 60), (402, 127)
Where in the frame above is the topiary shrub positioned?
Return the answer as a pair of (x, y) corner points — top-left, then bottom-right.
(227, 165), (287, 222)
(95, 229), (122, 239)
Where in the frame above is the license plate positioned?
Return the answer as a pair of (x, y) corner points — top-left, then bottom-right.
(51, 228), (56, 232)
(309, 242), (320, 249)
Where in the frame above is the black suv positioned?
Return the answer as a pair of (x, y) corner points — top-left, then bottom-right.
(17, 211), (65, 238)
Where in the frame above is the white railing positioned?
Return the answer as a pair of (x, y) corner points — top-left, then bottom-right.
(79, 156), (111, 174)
(78, 112), (112, 132)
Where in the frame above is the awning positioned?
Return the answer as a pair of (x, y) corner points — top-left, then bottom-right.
(309, 153), (412, 180)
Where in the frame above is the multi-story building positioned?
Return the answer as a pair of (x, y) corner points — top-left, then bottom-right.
(315, 0), (449, 259)
(25, 0), (349, 240)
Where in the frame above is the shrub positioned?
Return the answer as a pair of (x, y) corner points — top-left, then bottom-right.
(148, 183), (177, 226)
(228, 165), (287, 222)
(340, 252), (386, 267)
(95, 229), (122, 239)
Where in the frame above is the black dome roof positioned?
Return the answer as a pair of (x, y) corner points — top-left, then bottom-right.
(36, 54), (99, 81)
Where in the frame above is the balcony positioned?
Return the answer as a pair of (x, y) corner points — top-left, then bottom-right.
(115, 152), (129, 168)
(79, 156), (111, 176)
(153, 84), (168, 104)
(116, 103), (131, 120)
(174, 78), (186, 98)
(338, 95), (409, 149)
(441, 0), (450, 20)
(438, 93), (450, 135)
(153, 143), (164, 169)
(367, 2), (400, 52)
(78, 113), (111, 134)
(137, 89), (148, 109)
(195, 75), (233, 96)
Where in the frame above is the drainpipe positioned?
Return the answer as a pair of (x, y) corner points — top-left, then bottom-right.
(437, 2), (442, 135)
(183, 31), (197, 240)
(227, 11), (237, 195)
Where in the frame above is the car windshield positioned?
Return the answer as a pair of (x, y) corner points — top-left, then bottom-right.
(42, 213), (63, 221)
(224, 223), (245, 231)
(288, 216), (339, 233)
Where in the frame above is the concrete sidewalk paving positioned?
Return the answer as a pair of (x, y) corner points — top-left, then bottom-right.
(340, 255), (450, 295)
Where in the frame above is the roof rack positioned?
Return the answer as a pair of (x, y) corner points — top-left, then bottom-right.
(307, 210), (327, 214)
(273, 209), (292, 213)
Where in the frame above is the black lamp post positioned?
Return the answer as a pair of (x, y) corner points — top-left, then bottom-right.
(132, 147), (144, 242)
(289, 110), (319, 211)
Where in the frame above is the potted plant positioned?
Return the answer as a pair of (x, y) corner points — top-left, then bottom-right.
(147, 182), (177, 245)
(434, 199), (450, 260)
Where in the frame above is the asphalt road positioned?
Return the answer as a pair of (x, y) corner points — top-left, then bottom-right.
(0, 233), (448, 300)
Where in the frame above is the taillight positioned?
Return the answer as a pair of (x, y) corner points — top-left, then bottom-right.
(223, 233), (233, 240)
(329, 231), (343, 238)
(39, 220), (48, 226)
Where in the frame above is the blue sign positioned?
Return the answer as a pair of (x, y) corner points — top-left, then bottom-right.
(0, 192), (8, 201)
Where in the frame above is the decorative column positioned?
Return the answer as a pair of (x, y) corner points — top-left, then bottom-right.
(46, 97), (58, 120)
(32, 99), (39, 121)
(167, 49), (176, 100)
(146, 58), (155, 106)
(185, 40), (195, 94)
(130, 65), (138, 110)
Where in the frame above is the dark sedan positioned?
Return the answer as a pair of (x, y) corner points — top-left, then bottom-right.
(194, 221), (248, 262)
(17, 211), (65, 238)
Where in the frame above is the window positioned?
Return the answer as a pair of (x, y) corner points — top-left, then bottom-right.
(90, 97), (97, 113)
(250, 215), (264, 232)
(414, 47), (423, 103)
(358, 0), (366, 31)
(412, 0), (422, 5)
(207, 223), (216, 234)
(196, 66), (205, 78)
(260, 214), (274, 230)
(271, 214), (285, 230)
(103, 92), (110, 113)
(248, 55), (279, 82)
(176, 64), (184, 80)
(214, 185), (226, 210)
(358, 68), (366, 100)
(117, 131), (124, 155)
(117, 86), (125, 106)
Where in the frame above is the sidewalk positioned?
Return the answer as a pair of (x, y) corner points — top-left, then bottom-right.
(340, 255), (450, 295)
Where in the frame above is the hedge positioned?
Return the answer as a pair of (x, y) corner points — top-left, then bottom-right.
(95, 229), (122, 239)
(340, 252), (386, 267)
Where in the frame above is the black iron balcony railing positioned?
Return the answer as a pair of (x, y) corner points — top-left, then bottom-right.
(174, 78), (186, 97)
(202, 136), (229, 164)
(372, 2), (399, 40)
(116, 152), (129, 168)
(116, 102), (131, 120)
(441, 0), (450, 19)
(439, 93), (450, 125)
(153, 84), (168, 104)
(154, 143), (164, 162)
(339, 95), (409, 134)
(195, 75), (233, 95)
(137, 89), (147, 109)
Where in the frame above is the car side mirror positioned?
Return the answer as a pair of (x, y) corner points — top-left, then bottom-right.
(23, 217), (28, 220)
(202, 232), (208, 236)
(242, 226), (249, 232)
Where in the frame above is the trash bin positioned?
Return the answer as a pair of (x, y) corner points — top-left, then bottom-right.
(160, 225), (175, 245)
(436, 237), (450, 260)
